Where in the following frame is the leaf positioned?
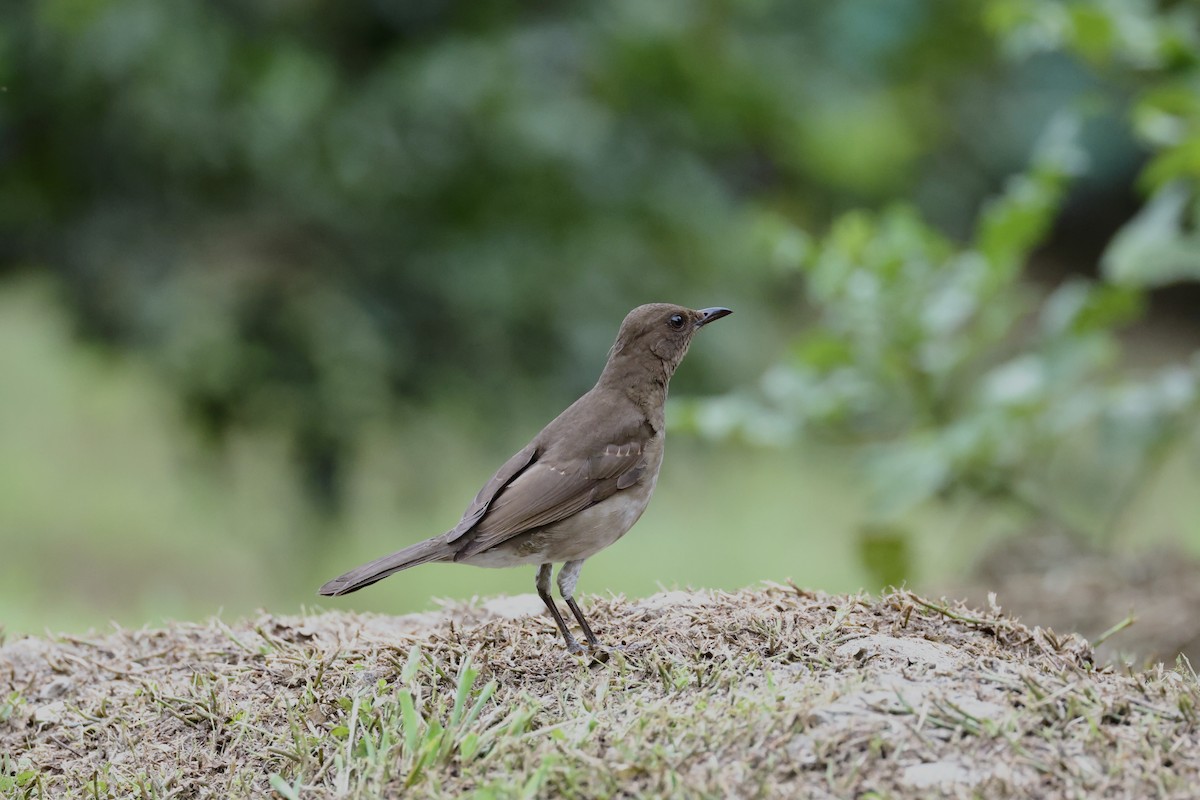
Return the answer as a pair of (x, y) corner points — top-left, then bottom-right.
(865, 440), (950, 518)
(398, 689), (420, 758)
(975, 112), (1081, 273)
(448, 656), (478, 733)
(401, 644), (421, 683)
(1066, 5), (1116, 62)
(791, 333), (855, 370)
(1103, 181), (1200, 286)
(268, 774), (301, 800)
(1039, 279), (1142, 336)
(461, 680), (498, 732)
(460, 731), (481, 761)
(981, 355), (1046, 408)
(1141, 137), (1200, 190)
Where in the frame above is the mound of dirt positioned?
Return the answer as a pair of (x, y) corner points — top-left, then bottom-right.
(958, 533), (1200, 667)
(2, 586), (1198, 798)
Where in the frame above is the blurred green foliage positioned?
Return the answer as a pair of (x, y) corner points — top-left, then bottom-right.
(2, 0), (1095, 511)
(1, 0), (1199, 629)
(683, 0), (1200, 575)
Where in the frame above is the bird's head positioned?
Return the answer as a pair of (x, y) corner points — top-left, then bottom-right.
(607, 303), (732, 378)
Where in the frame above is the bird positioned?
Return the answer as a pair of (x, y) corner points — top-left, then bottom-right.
(318, 303), (732, 654)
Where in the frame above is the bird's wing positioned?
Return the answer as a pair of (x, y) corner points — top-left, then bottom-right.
(446, 442), (539, 542)
(451, 440), (647, 560)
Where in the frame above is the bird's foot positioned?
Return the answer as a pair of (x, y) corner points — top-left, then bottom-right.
(562, 638), (612, 663)
(584, 643), (611, 664)
(585, 640), (641, 664)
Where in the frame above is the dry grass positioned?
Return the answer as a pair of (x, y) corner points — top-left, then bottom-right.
(2, 585), (1198, 799)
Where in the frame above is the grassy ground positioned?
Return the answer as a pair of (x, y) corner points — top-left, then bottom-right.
(3, 585), (1198, 799)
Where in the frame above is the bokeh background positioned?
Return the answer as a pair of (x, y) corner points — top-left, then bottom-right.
(3, 0), (1200, 663)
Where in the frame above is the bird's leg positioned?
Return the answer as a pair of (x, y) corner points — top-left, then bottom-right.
(536, 563), (583, 654)
(557, 560), (600, 649)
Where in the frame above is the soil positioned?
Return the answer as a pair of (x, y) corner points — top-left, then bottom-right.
(2, 586), (1198, 798)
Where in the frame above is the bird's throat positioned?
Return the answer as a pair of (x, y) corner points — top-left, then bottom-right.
(597, 352), (671, 424)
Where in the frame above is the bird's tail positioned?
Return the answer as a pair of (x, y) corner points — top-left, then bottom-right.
(318, 536), (455, 596)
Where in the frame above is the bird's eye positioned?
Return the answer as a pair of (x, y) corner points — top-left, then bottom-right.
(668, 314), (685, 330)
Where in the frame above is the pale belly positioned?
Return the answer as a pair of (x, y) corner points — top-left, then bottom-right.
(460, 464), (660, 568)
